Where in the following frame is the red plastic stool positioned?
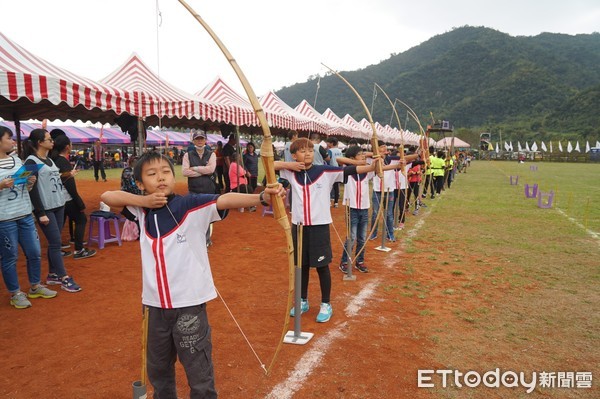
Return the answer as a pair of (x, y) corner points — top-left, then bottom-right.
(88, 215), (122, 249)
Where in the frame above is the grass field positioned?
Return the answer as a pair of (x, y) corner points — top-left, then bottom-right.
(401, 160), (599, 398)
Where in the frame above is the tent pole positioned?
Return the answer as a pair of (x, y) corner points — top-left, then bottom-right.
(137, 118), (145, 155)
(13, 113), (21, 156)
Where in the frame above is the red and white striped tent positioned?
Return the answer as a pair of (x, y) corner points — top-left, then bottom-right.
(361, 119), (398, 144)
(195, 77), (258, 127)
(341, 114), (370, 140)
(259, 91), (326, 133)
(100, 53), (227, 126)
(321, 108), (359, 138)
(295, 100), (345, 137)
(0, 31), (136, 124)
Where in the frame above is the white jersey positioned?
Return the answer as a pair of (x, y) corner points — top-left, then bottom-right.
(343, 172), (373, 210)
(128, 194), (223, 309)
(280, 165), (344, 226)
(393, 162), (410, 190)
(370, 157), (396, 193)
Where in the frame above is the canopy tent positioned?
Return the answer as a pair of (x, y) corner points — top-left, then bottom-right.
(295, 100), (345, 137)
(0, 32), (137, 126)
(436, 137), (471, 148)
(342, 114), (370, 139)
(195, 77), (258, 128)
(0, 121), (130, 144)
(322, 108), (359, 138)
(100, 53), (230, 127)
(259, 91), (326, 133)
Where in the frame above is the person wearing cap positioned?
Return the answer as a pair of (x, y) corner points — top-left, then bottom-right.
(182, 130), (217, 194)
(182, 130), (218, 246)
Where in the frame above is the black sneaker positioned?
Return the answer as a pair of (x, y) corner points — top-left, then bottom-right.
(74, 248), (97, 260)
(61, 250), (72, 257)
(355, 262), (369, 273)
(339, 262), (348, 273)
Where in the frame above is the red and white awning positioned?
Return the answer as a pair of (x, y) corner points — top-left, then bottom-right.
(341, 114), (370, 139)
(321, 108), (360, 138)
(294, 100), (342, 136)
(101, 53), (223, 123)
(260, 91), (324, 133)
(0, 31), (136, 123)
(195, 77), (258, 127)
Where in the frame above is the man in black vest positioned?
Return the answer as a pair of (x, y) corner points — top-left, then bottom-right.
(182, 130), (217, 246)
(182, 130), (217, 194)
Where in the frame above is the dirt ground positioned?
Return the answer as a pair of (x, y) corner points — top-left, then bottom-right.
(0, 173), (596, 398)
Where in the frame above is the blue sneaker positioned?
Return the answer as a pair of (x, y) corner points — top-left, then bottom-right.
(61, 276), (82, 293)
(290, 299), (309, 316)
(46, 273), (62, 285)
(316, 303), (332, 323)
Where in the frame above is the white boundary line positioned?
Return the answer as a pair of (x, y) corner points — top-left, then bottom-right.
(556, 208), (600, 245)
(265, 214), (428, 399)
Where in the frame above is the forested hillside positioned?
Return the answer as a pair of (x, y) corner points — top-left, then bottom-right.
(276, 26), (600, 144)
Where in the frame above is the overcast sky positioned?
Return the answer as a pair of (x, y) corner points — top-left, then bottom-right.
(3, 0), (599, 100)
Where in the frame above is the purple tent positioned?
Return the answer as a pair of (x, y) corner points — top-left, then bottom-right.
(0, 121), (130, 144)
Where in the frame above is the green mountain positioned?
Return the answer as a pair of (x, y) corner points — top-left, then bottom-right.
(275, 26), (600, 143)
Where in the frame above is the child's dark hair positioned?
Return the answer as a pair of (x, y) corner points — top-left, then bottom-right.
(21, 128), (48, 159)
(50, 134), (71, 159)
(0, 126), (13, 140)
(289, 137), (312, 154)
(326, 137), (338, 146)
(345, 145), (362, 159)
(133, 151), (175, 182)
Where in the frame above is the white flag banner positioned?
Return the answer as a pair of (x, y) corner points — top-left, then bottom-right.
(531, 142), (538, 152)
(558, 141), (563, 152)
(525, 142), (531, 152)
(567, 141), (573, 153)
(504, 141), (510, 151)
(495, 142), (499, 152)
(550, 141), (553, 153)
(510, 141), (514, 151)
(541, 141), (547, 152)
(596, 141), (600, 148)
(586, 141), (590, 153)
(575, 141), (580, 152)
(518, 141), (523, 152)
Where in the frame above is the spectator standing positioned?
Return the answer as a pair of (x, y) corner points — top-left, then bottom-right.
(22, 129), (81, 292)
(92, 139), (107, 182)
(0, 126), (57, 309)
(243, 142), (259, 193)
(215, 141), (225, 192)
(182, 130), (217, 245)
(222, 134), (237, 192)
(51, 135), (97, 260)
